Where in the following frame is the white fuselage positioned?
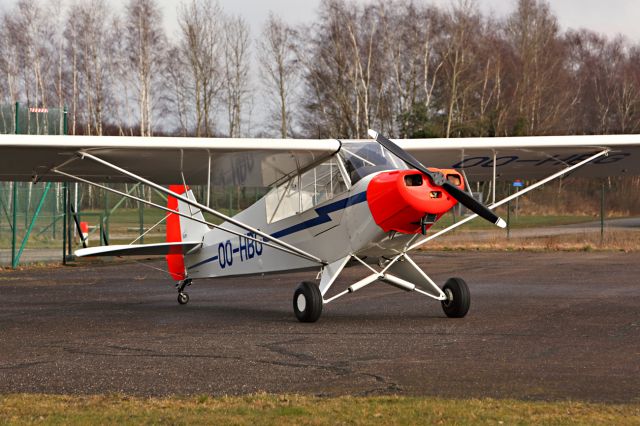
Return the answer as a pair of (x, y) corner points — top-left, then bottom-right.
(185, 172), (414, 279)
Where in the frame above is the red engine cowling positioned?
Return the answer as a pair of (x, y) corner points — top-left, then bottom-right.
(366, 169), (464, 234)
(166, 184), (188, 281)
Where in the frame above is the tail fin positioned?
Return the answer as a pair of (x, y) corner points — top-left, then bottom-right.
(166, 185), (208, 281)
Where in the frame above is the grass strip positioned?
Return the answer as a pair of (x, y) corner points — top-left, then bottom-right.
(1, 394), (639, 425)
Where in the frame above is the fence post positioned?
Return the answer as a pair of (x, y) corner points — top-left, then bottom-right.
(138, 185), (144, 244)
(100, 215), (105, 246)
(600, 181), (605, 244)
(11, 103), (19, 267)
(14, 102), (19, 134)
(11, 183), (17, 268)
(506, 185), (511, 240)
(62, 182), (68, 264)
(52, 185), (56, 239)
(0, 184), (3, 240)
(25, 185), (30, 228)
(104, 186), (110, 242)
(63, 106), (68, 135)
(0, 187), (2, 240)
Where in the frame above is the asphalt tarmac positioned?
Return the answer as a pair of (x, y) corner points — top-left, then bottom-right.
(1, 252), (638, 403)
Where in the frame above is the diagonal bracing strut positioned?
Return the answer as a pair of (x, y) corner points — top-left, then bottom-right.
(322, 149), (611, 305)
(52, 169), (307, 259)
(76, 151), (325, 264)
(52, 156), (326, 264)
(380, 149), (612, 275)
(321, 253), (446, 304)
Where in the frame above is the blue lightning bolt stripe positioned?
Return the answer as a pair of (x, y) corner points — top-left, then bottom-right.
(270, 191), (367, 239)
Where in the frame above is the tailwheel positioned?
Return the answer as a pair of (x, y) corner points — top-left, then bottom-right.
(293, 281), (323, 323)
(441, 277), (470, 318)
(177, 292), (189, 305)
(176, 278), (192, 305)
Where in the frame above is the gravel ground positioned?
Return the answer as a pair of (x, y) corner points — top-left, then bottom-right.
(0, 251), (638, 402)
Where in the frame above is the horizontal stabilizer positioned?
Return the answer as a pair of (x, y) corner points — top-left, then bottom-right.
(75, 241), (202, 258)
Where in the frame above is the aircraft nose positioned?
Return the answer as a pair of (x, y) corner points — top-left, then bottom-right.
(366, 170), (462, 234)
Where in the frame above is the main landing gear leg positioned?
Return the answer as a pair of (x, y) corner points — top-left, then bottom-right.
(312, 254), (472, 319)
(176, 278), (192, 305)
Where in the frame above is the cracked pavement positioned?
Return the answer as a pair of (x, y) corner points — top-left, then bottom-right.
(0, 252), (639, 402)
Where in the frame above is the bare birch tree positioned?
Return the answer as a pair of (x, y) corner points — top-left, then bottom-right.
(177, 0), (225, 137)
(48, 0), (66, 132)
(71, 0), (114, 135)
(382, 2), (445, 137)
(223, 15), (250, 138)
(0, 17), (21, 105)
(63, 1), (81, 134)
(164, 45), (193, 136)
(505, 0), (569, 135)
(258, 14), (299, 138)
(3, 0), (55, 109)
(124, 0), (165, 136)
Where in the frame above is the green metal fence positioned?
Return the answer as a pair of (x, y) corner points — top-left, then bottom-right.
(0, 136), (266, 267)
(0, 103), (267, 267)
(0, 102), (66, 135)
(0, 181), (64, 266)
(0, 103), (67, 267)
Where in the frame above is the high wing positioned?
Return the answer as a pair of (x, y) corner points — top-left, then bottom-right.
(0, 135), (340, 186)
(392, 135), (640, 180)
(1, 134), (640, 186)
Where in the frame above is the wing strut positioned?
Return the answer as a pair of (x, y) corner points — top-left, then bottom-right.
(318, 149), (611, 306)
(52, 169), (316, 262)
(404, 149), (611, 252)
(59, 152), (325, 264)
(376, 148), (611, 276)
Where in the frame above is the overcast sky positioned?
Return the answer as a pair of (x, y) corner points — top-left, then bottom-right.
(154, 0), (640, 42)
(1, 0), (638, 42)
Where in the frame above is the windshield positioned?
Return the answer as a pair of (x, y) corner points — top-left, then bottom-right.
(340, 142), (409, 184)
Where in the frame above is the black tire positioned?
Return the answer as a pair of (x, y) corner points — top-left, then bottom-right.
(293, 281), (323, 323)
(177, 292), (189, 305)
(441, 277), (470, 318)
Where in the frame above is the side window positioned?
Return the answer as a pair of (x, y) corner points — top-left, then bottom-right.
(265, 178), (300, 224)
(265, 159), (348, 224)
(301, 160), (347, 206)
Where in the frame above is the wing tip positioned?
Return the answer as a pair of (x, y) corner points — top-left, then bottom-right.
(496, 218), (507, 229)
(367, 129), (378, 139)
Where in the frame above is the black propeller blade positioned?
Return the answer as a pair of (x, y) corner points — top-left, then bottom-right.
(368, 129), (506, 229)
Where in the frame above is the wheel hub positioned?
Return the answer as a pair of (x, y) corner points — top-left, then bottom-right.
(296, 294), (307, 312)
(443, 288), (454, 308)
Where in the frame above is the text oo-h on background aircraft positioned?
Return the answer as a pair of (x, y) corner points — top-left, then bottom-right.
(1, 130), (639, 322)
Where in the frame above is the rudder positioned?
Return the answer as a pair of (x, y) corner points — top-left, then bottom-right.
(166, 184), (208, 281)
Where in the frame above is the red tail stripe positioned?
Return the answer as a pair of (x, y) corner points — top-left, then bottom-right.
(166, 185), (188, 281)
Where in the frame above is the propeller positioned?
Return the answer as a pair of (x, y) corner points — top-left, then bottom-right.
(368, 129), (507, 229)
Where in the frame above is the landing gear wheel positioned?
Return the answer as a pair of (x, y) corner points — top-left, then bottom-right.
(293, 281), (323, 323)
(441, 277), (470, 318)
(177, 292), (189, 305)
(176, 278), (191, 305)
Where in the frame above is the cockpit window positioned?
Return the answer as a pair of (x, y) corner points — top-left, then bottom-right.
(265, 158), (348, 224)
(339, 142), (409, 184)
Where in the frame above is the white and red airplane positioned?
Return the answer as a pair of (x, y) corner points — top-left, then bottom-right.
(1, 130), (639, 322)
